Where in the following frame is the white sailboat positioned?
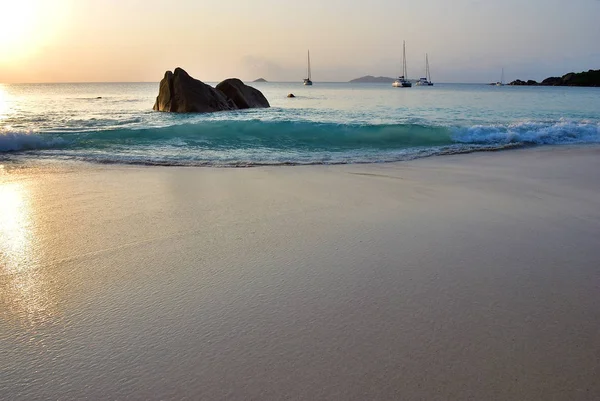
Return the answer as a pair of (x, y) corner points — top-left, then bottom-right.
(303, 50), (313, 86)
(416, 53), (434, 86)
(393, 41), (412, 87)
(496, 68), (504, 86)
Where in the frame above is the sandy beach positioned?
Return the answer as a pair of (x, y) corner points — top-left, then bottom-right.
(1, 146), (599, 400)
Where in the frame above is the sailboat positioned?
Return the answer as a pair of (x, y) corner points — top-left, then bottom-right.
(496, 68), (504, 86)
(393, 41), (412, 87)
(303, 50), (313, 86)
(416, 53), (434, 86)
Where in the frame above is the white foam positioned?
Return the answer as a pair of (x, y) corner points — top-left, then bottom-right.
(453, 120), (600, 145)
(0, 131), (67, 152)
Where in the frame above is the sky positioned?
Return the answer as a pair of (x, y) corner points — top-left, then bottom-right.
(0, 0), (599, 83)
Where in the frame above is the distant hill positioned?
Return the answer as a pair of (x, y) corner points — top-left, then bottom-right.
(349, 75), (395, 83)
(253, 78), (268, 83)
(509, 69), (600, 87)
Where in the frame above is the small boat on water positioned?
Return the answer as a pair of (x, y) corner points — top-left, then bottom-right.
(415, 53), (434, 86)
(496, 68), (504, 86)
(303, 50), (313, 86)
(393, 41), (412, 88)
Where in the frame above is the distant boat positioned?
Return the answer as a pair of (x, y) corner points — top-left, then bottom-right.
(415, 53), (434, 86)
(496, 68), (504, 86)
(393, 41), (412, 87)
(303, 50), (313, 86)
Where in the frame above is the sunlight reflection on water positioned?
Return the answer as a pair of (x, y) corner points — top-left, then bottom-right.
(0, 85), (9, 124)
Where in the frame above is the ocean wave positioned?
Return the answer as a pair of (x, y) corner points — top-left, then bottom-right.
(453, 119), (600, 145)
(65, 120), (456, 149)
(2, 119), (598, 166)
(0, 131), (67, 152)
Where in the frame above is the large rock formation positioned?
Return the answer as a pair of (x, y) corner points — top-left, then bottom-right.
(153, 68), (234, 113)
(216, 78), (270, 109)
(153, 68), (270, 113)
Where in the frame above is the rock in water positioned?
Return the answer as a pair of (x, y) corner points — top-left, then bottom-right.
(153, 68), (234, 113)
(215, 78), (270, 109)
(287, 93), (296, 98)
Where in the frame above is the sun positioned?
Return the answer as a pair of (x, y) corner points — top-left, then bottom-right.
(0, 1), (39, 55)
(0, 0), (69, 62)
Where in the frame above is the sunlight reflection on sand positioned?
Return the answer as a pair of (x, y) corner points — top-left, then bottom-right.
(0, 179), (58, 326)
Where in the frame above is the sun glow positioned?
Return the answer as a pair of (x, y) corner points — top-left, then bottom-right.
(0, 1), (37, 57)
(0, 0), (69, 62)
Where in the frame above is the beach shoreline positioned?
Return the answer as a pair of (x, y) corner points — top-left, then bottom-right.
(1, 145), (599, 400)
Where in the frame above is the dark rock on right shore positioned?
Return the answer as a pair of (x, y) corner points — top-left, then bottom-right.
(540, 76), (562, 86)
(510, 69), (600, 87)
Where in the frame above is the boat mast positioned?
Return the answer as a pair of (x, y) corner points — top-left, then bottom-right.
(403, 41), (408, 78)
(426, 53), (430, 81)
(307, 50), (311, 81)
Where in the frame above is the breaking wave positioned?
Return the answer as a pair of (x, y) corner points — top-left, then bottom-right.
(1, 119), (598, 166)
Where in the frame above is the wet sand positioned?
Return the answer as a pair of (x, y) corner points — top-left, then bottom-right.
(1, 146), (599, 400)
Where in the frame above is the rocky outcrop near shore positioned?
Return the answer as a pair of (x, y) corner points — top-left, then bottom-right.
(509, 79), (539, 86)
(349, 75), (395, 83)
(216, 78), (270, 109)
(540, 70), (600, 86)
(153, 68), (270, 113)
(509, 69), (600, 87)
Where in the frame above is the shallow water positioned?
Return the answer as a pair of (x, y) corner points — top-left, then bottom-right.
(1, 82), (599, 165)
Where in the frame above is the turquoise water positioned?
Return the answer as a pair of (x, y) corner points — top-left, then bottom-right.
(1, 82), (599, 166)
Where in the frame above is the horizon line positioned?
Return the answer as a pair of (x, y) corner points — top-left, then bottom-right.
(1, 80), (497, 85)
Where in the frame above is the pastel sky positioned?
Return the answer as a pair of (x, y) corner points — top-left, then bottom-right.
(0, 0), (599, 83)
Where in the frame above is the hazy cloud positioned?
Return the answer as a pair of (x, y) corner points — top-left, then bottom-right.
(240, 56), (287, 81)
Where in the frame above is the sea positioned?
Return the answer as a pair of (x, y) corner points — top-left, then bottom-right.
(1, 81), (599, 166)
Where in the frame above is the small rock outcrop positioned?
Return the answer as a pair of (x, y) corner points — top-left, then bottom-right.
(349, 75), (395, 83)
(216, 78), (270, 109)
(287, 93), (296, 98)
(509, 79), (526, 86)
(153, 68), (234, 113)
(509, 79), (539, 86)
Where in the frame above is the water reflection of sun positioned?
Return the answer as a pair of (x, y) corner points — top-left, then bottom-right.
(0, 85), (9, 123)
(0, 180), (57, 326)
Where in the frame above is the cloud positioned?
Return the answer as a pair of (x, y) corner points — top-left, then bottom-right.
(240, 56), (287, 80)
